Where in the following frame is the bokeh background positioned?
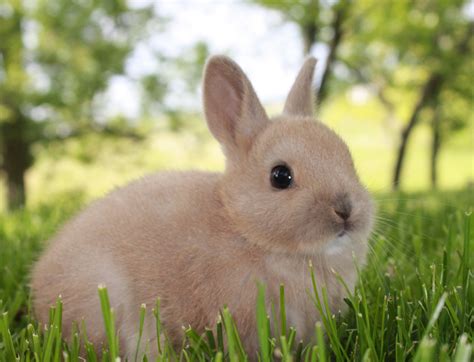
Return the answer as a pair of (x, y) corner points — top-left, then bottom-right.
(0, 0), (472, 212)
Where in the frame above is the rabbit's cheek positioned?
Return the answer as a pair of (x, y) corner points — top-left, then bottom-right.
(351, 200), (375, 240)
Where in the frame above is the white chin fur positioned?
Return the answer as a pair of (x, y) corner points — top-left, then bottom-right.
(324, 234), (352, 255)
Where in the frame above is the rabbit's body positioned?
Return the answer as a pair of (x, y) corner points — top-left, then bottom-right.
(31, 56), (374, 358)
(32, 170), (360, 354)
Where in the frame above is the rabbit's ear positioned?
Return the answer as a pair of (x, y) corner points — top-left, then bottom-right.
(203, 56), (269, 160)
(283, 57), (317, 117)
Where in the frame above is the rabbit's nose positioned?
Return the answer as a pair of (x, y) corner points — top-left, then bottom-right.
(333, 194), (352, 221)
(335, 208), (351, 221)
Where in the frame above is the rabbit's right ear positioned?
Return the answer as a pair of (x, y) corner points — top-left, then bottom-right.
(203, 56), (269, 161)
(283, 57), (317, 117)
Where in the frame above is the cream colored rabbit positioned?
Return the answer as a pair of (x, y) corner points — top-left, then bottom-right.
(31, 56), (374, 358)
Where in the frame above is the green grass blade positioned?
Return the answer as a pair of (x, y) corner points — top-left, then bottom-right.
(453, 334), (472, 362)
(205, 328), (216, 353)
(134, 303), (147, 362)
(256, 284), (270, 362)
(153, 298), (163, 355)
(98, 285), (119, 361)
(315, 322), (326, 362)
(52, 298), (63, 362)
(0, 312), (18, 361)
(279, 284), (287, 338)
(413, 338), (436, 362)
(222, 307), (239, 362)
(460, 211), (471, 333)
(216, 316), (224, 354)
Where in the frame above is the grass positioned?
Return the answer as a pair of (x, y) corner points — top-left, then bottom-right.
(0, 188), (472, 361)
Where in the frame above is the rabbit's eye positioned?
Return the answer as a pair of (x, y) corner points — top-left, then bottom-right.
(271, 165), (293, 189)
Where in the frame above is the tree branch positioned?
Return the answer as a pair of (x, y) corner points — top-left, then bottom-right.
(317, 0), (349, 103)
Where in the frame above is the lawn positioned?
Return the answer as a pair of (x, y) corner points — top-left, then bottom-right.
(0, 188), (472, 361)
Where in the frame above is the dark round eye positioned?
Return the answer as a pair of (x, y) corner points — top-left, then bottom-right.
(271, 165), (293, 189)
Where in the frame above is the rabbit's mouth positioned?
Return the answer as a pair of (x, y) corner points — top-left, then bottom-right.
(335, 219), (354, 237)
(324, 233), (352, 256)
(337, 230), (347, 237)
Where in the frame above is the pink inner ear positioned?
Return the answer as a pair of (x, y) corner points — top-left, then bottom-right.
(206, 72), (244, 142)
(204, 56), (269, 155)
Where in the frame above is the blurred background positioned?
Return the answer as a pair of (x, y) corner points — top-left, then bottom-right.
(0, 0), (472, 212)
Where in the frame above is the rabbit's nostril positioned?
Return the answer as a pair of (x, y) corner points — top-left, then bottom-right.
(333, 193), (352, 221)
(335, 209), (351, 221)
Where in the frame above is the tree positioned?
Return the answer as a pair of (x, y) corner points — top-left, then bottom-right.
(250, 0), (352, 103)
(391, 17), (472, 189)
(338, 0), (472, 189)
(0, 0), (158, 210)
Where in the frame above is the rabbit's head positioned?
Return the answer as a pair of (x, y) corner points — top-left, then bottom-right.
(203, 56), (374, 256)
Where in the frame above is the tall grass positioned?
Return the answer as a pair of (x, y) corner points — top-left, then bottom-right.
(0, 189), (472, 361)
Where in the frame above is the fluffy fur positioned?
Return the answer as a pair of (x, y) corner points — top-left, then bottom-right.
(31, 56), (374, 359)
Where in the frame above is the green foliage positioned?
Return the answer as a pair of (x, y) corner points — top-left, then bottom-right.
(0, 0), (161, 209)
(0, 0), (155, 127)
(340, 0), (472, 133)
(0, 190), (472, 360)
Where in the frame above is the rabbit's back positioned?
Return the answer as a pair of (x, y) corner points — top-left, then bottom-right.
(34, 170), (223, 255)
(31, 170), (247, 349)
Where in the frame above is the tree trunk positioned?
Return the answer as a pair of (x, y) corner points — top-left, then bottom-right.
(392, 22), (472, 190)
(4, 151), (27, 210)
(298, 0), (348, 103)
(0, 1), (31, 210)
(430, 107), (441, 188)
(1, 116), (32, 211)
(392, 73), (443, 190)
(301, 23), (317, 56)
(317, 1), (347, 103)
(299, 0), (319, 54)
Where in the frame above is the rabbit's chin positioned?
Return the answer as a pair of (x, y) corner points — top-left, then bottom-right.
(293, 229), (369, 259)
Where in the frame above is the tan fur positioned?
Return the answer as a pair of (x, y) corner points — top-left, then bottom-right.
(31, 56), (374, 359)
(283, 57), (317, 117)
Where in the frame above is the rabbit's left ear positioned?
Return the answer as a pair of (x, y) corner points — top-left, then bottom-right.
(283, 57), (317, 117)
(203, 56), (269, 161)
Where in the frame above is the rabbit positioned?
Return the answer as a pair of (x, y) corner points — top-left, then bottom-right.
(31, 55), (374, 359)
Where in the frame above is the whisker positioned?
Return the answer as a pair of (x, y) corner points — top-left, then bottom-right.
(373, 216), (451, 244)
(368, 230), (444, 267)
